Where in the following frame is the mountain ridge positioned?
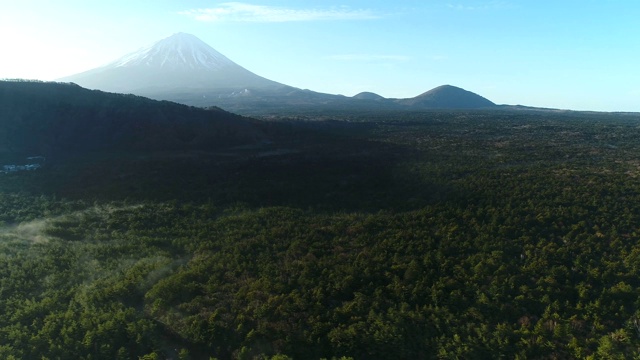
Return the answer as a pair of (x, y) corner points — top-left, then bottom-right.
(0, 79), (264, 157)
(58, 33), (496, 113)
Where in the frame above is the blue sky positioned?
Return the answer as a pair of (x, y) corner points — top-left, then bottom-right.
(1, 1), (639, 111)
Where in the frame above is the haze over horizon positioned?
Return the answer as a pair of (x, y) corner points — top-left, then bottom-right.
(1, 1), (639, 112)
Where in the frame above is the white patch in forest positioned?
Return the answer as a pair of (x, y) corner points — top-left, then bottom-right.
(0, 203), (145, 244)
(0, 218), (51, 244)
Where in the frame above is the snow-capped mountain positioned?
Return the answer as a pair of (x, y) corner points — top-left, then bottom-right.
(58, 33), (285, 96)
(109, 32), (235, 71)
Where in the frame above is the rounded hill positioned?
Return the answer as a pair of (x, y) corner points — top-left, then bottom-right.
(399, 85), (495, 109)
(353, 92), (385, 100)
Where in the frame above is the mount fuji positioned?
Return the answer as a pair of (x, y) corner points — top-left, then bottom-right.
(59, 33), (496, 114)
(59, 33), (288, 100)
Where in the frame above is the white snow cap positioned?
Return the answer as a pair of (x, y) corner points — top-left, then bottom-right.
(111, 33), (235, 71)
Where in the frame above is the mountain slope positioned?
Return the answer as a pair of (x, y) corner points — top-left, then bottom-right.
(397, 85), (496, 109)
(0, 80), (263, 157)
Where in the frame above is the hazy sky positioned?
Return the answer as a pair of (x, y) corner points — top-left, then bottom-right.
(1, 0), (639, 111)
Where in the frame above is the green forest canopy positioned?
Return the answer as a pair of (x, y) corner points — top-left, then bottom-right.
(2, 110), (640, 359)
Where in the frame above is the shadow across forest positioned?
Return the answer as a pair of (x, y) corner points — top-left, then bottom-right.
(0, 120), (456, 213)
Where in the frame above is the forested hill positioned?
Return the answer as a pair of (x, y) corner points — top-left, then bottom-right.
(0, 80), (264, 156)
